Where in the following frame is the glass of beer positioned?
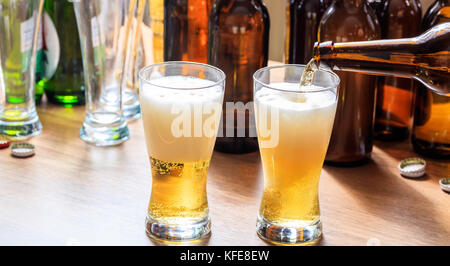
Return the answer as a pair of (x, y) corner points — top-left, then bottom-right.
(139, 62), (225, 243)
(254, 65), (339, 245)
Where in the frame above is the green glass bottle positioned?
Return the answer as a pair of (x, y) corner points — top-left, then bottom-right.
(38, 0), (85, 105)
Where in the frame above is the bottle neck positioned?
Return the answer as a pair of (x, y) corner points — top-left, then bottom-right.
(336, 0), (365, 7)
(233, 0), (261, 3)
(313, 23), (450, 96)
(229, 0), (262, 6)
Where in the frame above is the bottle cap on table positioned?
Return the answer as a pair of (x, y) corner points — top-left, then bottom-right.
(398, 158), (426, 178)
(0, 139), (11, 149)
(440, 178), (450, 193)
(10, 143), (35, 158)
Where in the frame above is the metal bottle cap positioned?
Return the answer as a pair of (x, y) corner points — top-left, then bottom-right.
(11, 143), (35, 158)
(0, 139), (11, 149)
(398, 158), (426, 178)
(440, 178), (450, 193)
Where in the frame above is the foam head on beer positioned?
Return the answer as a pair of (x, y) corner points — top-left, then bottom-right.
(140, 75), (224, 163)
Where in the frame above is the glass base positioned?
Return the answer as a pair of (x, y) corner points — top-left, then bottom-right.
(214, 137), (259, 154)
(45, 91), (86, 105)
(123, 90), (141, 121)
(325, 155), (371, 167)
(412, 137), (450, 159)
(80, 116), (129, 146)
(374, 123), (410, 141)
(256, 216), (322, 246)
(0, 115), (42, 140)
(145, 215), (211, 243)
(123, 101), (141, 121)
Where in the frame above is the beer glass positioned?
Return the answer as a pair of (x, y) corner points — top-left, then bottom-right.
(254, 65), (339, 245)
(0, 0), (44, 139)
(74, 0), (151, 145)
(74, 0), (152, 121)
(139, 62), (225, 242)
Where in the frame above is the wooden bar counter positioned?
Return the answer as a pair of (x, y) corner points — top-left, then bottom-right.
(0, 101), (449, 246)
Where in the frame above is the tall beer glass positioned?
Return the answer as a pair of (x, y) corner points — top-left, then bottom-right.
(74, 0), (147, 146)
(139, 62), (225, 242)
(0, 0), (44, 139)
(254, 65), (339, 245)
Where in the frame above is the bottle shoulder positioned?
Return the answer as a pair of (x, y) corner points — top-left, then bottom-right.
(423, 1), (443, 29)
(319, 5), (381, 42)
(210, 0), (269, 27)
(384, 0), (422, 18)
(423, 2), (450, 30)
(212, 0), (268, 17)
(381, 0), (422, 37)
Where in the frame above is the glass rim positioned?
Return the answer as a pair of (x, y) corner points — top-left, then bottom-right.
(253, 64), (340, 94)
(139, 61), (226, 90)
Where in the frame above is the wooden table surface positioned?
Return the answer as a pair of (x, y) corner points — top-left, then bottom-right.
(0, 102), (449, 246)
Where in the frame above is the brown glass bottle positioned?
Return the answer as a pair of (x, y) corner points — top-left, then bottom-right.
(374, 0), (422, 141)
(164, 0), (213, 63)
(209, 0), (270, 154)
(318, 0), (381, 165)
(412, 0), (450, 159)
(286, 0), (332, 64)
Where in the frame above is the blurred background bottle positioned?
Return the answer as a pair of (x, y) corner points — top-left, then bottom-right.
(164, 0), (213, 63)
(413, 0), (450, 158)
(374, 0), (422, 141)
(285, 0), (332, 64)
(149, 0), (164, 63)
(37, 0), (85, 105)
(209, 0), (270, 154)
(319, 0), (381, 165)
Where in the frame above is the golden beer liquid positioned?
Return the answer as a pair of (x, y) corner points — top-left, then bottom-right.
(258, 154), (322, 223)
(299, 59), (317, 87)
(148, 157), (209, 221)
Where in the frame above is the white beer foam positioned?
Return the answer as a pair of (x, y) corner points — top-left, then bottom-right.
(140, 76), (223, 163)
(255, 82), (336, 112)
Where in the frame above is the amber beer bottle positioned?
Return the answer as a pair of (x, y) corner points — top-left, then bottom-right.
(163, 0), (213, 63)
(318, 0), (381, 165)
(285, 0), (332, 64)
(209, 0), (270, 154)
(413, 0), (450, 159)
(375, 0), (422, 141)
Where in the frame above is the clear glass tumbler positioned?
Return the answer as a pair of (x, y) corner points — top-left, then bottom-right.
(0, 0), (44, 139)
(73, 0), (136, 146)
(74, 0), (153, 121)
(254, 65), (339, 245)
(139, 62), (225, 243)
